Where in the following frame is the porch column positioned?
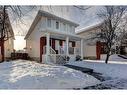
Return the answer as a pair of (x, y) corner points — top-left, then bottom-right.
(66, 36), (69, 56)
(46, 33), (50, 55)
(46, 33), (50, 62)
(81, 39), (84, 59)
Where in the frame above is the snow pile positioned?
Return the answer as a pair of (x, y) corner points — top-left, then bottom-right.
(68, 60), (127, 79)
(99, 79), (127, 89)
(0, 60), (100, 89)
(101, 54), (127, 62)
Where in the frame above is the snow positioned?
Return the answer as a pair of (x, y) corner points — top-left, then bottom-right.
(0, 60), (100, 89)
(101, 54), (127, 62)
(68, 60), (127, 79)
(76, 21), (102, 33)
(68, 55), (127, 89)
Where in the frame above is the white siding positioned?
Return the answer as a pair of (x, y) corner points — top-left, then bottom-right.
(46, 18), (76, 35)
(83, 44), (96, 57)
(77, 27), (100, 57)
(4, 37), (14, 58)
(26, 17), (46, 59)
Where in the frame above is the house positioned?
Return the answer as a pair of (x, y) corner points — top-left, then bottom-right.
(117, 33), (127, 55)
(77, 22), (108, 60)
(0, 12), (14, 62)
(24, 10), (84, 64)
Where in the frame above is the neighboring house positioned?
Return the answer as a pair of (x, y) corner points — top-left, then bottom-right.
(25, 10), (84, 63)
(0, 13), (14, 62)
(118, 33), (127, 55)
(77, 23), (107, 60)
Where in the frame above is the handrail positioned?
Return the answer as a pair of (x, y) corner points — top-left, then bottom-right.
(43, 45), (56, 63)
(50, 46), (56, 54)
(43, 45), (56, 54)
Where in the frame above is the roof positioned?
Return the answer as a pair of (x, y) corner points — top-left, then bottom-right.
(76, 22), (103, 35)
(25, 10), (79, 39)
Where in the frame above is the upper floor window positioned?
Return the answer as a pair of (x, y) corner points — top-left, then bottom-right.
(69, 25), (72, 32)
(47, 18), (51, 27)
(63, 23), (66, 31)
(56, 21), (59, 29)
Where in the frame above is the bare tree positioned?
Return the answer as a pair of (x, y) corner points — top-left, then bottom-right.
(91, 6), (127, 63)
(0, 5), (35, 61)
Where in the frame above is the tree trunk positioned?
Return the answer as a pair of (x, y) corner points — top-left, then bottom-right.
(105, 53), (110, 64)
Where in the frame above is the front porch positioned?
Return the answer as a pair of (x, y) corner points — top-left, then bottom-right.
(40, 32), (84, 64)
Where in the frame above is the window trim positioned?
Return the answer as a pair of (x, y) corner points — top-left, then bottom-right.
(63, 23), (66, 31)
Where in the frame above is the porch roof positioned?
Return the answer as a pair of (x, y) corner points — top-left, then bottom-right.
(42, 29), (85, 41)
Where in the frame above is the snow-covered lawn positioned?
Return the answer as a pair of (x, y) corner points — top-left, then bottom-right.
(0, 60), (100, 89)
(68, 55), (127, 89)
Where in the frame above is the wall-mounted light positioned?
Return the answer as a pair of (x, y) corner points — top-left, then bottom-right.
(30, 46), (32, 50)
(7, 49), (10, 51)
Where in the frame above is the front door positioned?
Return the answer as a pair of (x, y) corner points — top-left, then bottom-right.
(40, 37), (46, 62)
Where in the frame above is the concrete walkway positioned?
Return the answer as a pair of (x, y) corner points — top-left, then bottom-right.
(64, 64), (105, 81)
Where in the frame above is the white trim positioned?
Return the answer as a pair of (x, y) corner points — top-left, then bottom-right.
(66, 36), (69, 56)
(46, 33), (50, 63)
(81, 39), (84, 59)
(76, 21), (103, 34)
(45, 29), (84, 39)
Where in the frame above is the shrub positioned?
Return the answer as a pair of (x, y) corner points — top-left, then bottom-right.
(83, 56), (96, 60)
(75, 55), (82, 61)
(63, 56), (70, 61)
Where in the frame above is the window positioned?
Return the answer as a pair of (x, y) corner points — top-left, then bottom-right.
(69, 25), (72, 32)
(72, 26), (75, 32)
(63, 23), (66, 31)
(47, 18), (51, 27)
(56, 21), (59, 29)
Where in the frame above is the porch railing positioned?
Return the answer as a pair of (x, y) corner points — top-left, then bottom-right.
(42, 46), (56, 64)
(73, 47), (81, 55)
(58, 45), (81, 55)
(58, 46), (66, 54)
(43, 46), (56, 54)
(42, 45), (81, 64)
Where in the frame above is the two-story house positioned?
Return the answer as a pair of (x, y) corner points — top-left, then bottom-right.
(24, 10), (84, 64)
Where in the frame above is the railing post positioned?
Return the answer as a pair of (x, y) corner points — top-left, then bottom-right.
(81, 39), (84, 59)
(66, 36), (69, 56)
